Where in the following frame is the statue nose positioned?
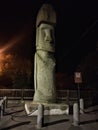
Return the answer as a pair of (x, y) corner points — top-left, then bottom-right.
(45, 35), (52, 42)
(44, 30), (53, 42)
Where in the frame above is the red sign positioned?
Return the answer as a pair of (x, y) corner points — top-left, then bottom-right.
(74, 72), (82, 83)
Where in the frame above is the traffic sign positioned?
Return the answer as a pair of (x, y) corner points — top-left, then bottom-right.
(74, 72), (82, 83)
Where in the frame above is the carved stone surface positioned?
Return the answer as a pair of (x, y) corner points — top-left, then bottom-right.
(25, 103), (69, 116)
(25, 4), (69, 116)
(36, 4), (56, 27)
(33, 4), (56, 103)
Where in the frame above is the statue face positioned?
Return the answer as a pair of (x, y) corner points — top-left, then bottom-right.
(36, 23), (55, 52)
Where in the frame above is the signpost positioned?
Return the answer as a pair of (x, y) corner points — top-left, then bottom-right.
(74, 72), (82, 125)
(74, 72), (82, 84)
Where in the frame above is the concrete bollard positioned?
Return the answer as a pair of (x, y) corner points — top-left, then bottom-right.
(0, 105), (3, 119)
(3, 96), (7, 114)
(0, 100), (4, 119)
(37, 104), (44, 129)
(73, 103), (79, 126)
(80, 98), (84, 114)
(5, 97), (8, 108)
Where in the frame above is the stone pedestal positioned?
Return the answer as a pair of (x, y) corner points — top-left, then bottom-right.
(25, 102), (69, 116)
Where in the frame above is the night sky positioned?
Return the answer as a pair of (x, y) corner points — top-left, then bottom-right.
(0, 0), (98, 74)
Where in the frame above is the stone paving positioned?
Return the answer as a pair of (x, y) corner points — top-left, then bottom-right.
(0, 101), (98, 130)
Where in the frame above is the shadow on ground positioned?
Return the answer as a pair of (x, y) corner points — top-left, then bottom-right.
(5, 109), (24, 115)
(44, 119), (69, 127)
(85, 109), (98, 114)
(7, 103), (23, 108)
(68, 125), (83, 130)
(0, 121), (31, 130)
(80, 119), (98, 125)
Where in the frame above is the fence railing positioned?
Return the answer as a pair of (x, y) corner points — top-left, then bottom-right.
(0, 89), (94, 103)
(56, 89), (95, 106)
(0, 89), (34, 100)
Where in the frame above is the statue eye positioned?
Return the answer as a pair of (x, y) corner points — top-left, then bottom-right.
(41, 30), (45, 38)
(50, 29), (54, 40)
(50, 29), (54, 35)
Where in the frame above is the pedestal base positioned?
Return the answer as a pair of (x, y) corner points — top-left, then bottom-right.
(25, 102), (69, 116)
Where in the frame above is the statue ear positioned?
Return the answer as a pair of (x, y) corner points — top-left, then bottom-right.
(36, 28), (39, 46)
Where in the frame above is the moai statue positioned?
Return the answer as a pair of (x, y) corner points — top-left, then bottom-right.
(33, 4), (56, 103)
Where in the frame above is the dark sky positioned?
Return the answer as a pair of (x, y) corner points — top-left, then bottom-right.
(0, 0), (98, 73)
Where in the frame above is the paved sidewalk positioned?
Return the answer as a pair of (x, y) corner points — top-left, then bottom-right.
(0, 101), (98, 130)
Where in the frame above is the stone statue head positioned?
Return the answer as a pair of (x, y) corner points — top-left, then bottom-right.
(36, 3), (56, 52)
(36, 3), (56, 27)
(36, 23), (55, 52)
